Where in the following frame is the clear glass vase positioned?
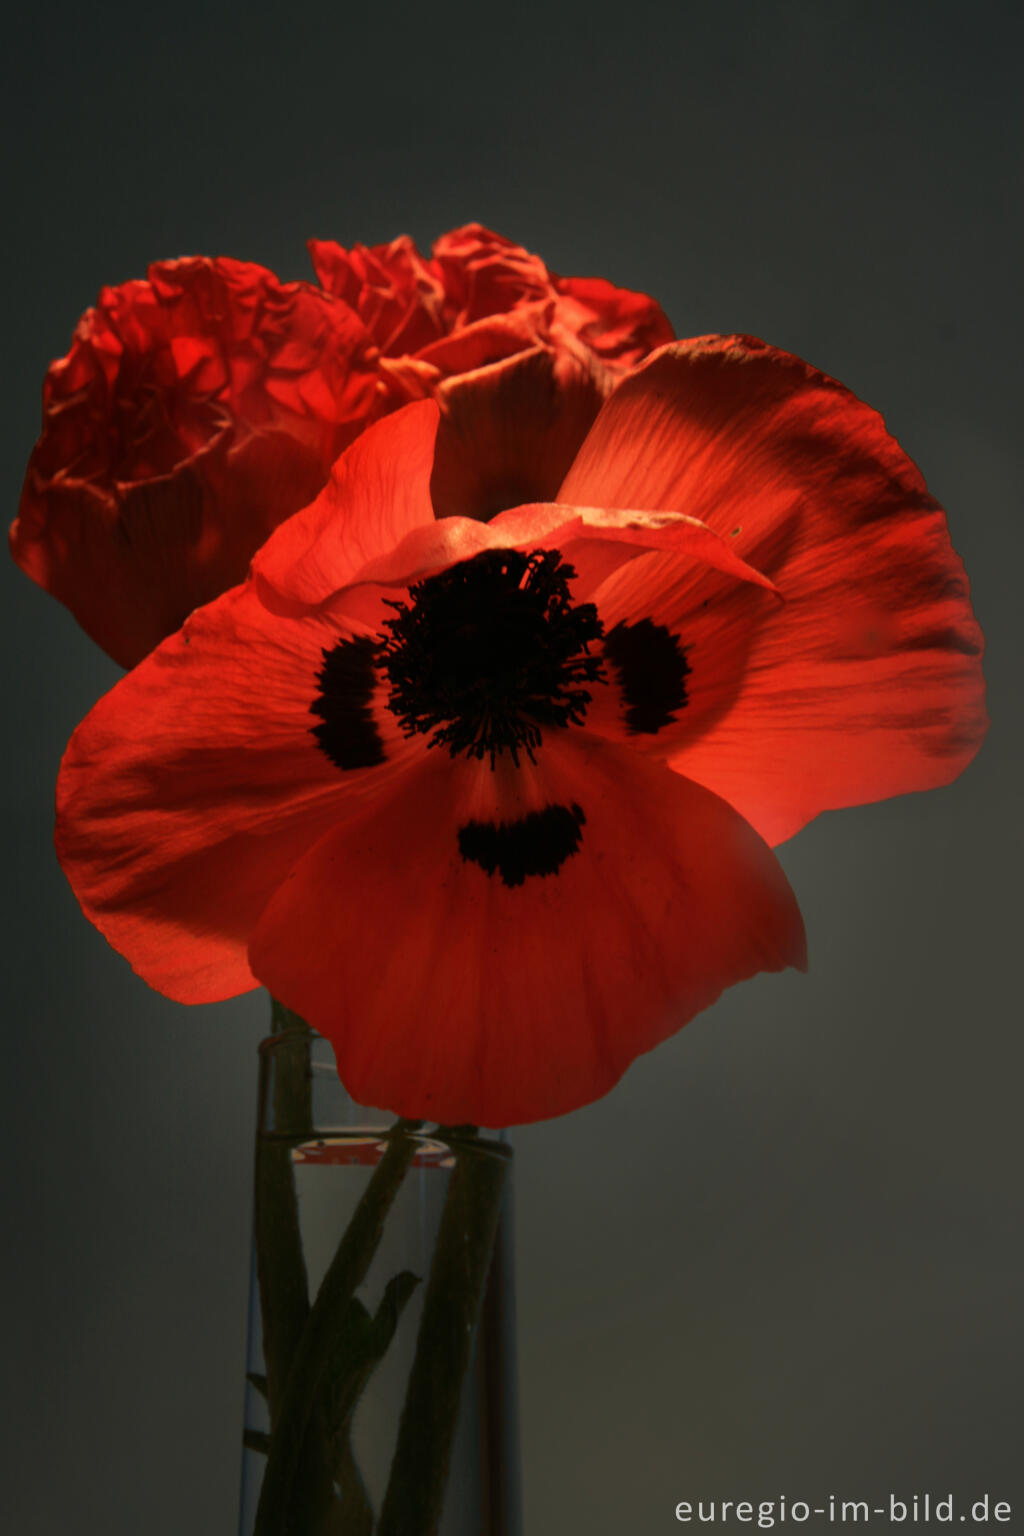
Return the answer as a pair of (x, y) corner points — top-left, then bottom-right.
(238, 1011), (519, 1536)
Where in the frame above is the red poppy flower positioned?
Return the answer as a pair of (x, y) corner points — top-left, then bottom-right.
(12, 228), (673, 667)
(54, 337), (986, 1127)
(11, 257), (380, 668)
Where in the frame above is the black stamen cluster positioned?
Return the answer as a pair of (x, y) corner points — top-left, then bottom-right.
(381, 547), (604, 764)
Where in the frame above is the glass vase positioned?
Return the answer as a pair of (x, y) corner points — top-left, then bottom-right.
(237, 1011), (519, 1536)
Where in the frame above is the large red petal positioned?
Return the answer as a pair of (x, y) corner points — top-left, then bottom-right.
(248, 734), (806, 1127)
(560, 338), (987, 842)
(430, 346), (606, 522)
(55, 584), (420, 1003)
(251, 401), (439, 616)
(582, 558), (776, 758)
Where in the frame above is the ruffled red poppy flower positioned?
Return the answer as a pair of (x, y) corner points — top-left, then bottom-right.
(13, 228), (673, 667)
(11, 257), (381, 668)
(54, 338), (986, 1127)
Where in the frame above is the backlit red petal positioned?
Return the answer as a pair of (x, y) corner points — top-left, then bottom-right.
(251, 401), (440, 615)
(55, 584), (419, 1003)
(489, 502), (777, 599)
(560, 338), (987, 841)
(337, 500), (775, 604)
(248, 735), (805, 1127)
(430, 347), (606, 522)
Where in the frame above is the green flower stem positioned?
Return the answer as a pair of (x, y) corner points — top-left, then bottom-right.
(269, 999), (315, 1128)
(475, 1212), (518, 1536)
(255, 1005), (355, 1533)
(253, 1116), (423, 1536)
(255, 1003), (315, 1420)
(377, 1129), (511, 1536)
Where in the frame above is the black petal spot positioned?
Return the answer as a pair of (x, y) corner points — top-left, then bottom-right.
(604, 619), (690, 734)
(311, 636), (386, 770)
(457, 803), (586, 888)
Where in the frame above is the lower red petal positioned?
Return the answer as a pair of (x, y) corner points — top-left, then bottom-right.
(248, 735), (805, 1127)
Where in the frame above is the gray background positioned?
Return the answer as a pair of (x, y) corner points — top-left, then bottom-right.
(2, 1), (1020, 1531)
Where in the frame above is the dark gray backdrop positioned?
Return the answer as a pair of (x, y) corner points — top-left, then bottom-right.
(3, 2), (1020, 1532)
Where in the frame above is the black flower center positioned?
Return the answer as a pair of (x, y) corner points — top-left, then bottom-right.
(380, 547), (604, 764)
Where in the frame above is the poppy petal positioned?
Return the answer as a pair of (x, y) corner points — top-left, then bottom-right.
(342, 501), (776, 600)
(307, 235), (448, 357)
(663, 561), (985, 845)
(581, 557), (775, 757)
(430, 346), (606, 522)
(55, 584), (421, 1003)
(560, 338), (987, 842)
(13, 462), (216, 671)
(487, 500), (777, 598)
(551, 274), (675, 366)
(248, 734), (806, 1127)
(251, 400), (440, 616)
(415, 311), (545, 375)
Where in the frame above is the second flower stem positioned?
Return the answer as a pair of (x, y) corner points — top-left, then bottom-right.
(377, 1128), (511, 1536)
(252, 1116), (422, 1535)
